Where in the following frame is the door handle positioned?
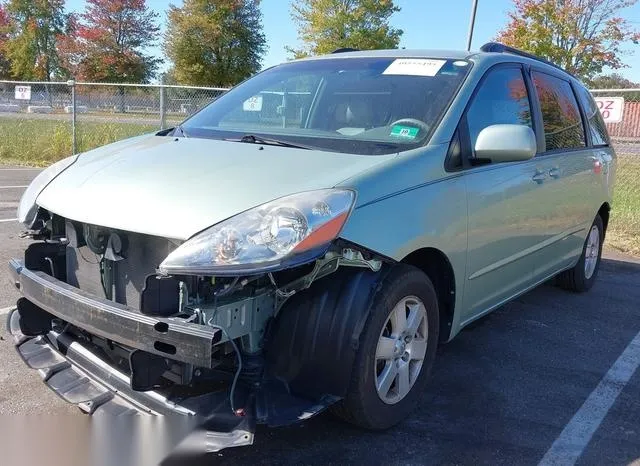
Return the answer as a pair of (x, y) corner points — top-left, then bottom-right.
(549, 167), (561, 178)
(532, 171), (547, 183)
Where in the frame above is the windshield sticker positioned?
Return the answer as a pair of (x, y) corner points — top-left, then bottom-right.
(453, 60), (469, 67)
(390, 125), (419, 139)
(382, 59), (446, 77)
(243, 95), (263, 112)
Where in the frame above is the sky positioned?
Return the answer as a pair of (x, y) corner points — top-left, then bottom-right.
(66, 0), (640, 82)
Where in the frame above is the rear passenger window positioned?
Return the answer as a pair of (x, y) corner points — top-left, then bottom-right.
(466, 67), (533, 148)
(576, 86), (610, 146)
(532, 71), (586, 151)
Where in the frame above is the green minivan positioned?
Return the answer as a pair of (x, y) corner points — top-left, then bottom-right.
(10, 43), (615, 450)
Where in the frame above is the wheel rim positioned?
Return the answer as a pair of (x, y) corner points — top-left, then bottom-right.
(374, 296), (428, 405)
(584, 225), (600, 280)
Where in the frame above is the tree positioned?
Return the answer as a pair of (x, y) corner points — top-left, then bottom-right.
(496, 0), (640, 81)
(4, 0), (68, 80)
(0, 4), (11, 79)
(289, 0), (403, 58)
(58, 0), (161, 83)
(164, 0), (266, 87)
(590, 72), (639, 88)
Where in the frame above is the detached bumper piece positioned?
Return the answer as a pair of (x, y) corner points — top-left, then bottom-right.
(8, 308), (193, 415)
(9, 258), (220, 368)
(7, 308), (255, 452)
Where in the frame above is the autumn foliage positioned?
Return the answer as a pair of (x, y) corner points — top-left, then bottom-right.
(58, 0), (160, 82)
(496, 0), (640, 81)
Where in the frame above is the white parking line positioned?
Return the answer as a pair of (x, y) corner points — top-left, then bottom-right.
(0, 306), (15, 316)
(539, 330), (640, 466)
(0, 168), (41, 171)
(0, 218), (17, 223)
(0, 185), (28, 189)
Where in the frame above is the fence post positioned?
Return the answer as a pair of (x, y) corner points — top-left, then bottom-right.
(67, 80), (77, 155)
(159, 84), (166, 130)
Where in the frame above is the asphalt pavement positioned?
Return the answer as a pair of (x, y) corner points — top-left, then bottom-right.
(0, 166), (639, 465)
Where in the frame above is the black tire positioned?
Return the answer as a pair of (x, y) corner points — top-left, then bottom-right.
(331, 264), (439, 430)
(557, 214), (604, 292)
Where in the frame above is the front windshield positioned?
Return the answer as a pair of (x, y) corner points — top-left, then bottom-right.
(181, 57), (471, 155)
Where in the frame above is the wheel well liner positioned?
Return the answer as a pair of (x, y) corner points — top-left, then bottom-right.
(264, 266), (390, 400)
(401, 248), (456, 342)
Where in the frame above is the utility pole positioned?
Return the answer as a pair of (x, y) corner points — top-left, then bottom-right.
(466, 0), (478, 51)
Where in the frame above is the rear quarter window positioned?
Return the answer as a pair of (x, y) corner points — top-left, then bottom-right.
(576, 86), (610, 146)
(532, 71), (586, 152)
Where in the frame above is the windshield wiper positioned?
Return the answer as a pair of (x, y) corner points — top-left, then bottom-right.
(226, 134), (312, 150)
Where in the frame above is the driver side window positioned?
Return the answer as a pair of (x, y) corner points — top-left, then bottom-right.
(466, 66), (533, 149)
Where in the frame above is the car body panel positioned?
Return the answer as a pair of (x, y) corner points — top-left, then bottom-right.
(35, 135), (396, 240)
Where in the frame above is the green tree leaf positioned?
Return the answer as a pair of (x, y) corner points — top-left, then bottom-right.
(164, 0), (267, 87)
(289, 0), (403, 58)
(4, 0), (68, 81)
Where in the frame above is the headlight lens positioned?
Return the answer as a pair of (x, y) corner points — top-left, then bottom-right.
(159, 189), (355, 275)
(17, 155), (76, 226)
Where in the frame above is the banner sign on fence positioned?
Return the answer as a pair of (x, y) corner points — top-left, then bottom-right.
(14, 85), (31, 100)
(594, 97), (624, 123)
(243, 95), (263, 112)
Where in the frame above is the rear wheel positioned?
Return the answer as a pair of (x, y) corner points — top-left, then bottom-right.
(331, 264), (439, 430)
(557, 214), (604, 292)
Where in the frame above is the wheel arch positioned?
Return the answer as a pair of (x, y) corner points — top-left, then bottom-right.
(400, 247), (456, 342)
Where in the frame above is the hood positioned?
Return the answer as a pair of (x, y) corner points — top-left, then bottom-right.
(36, 134), (395, 240)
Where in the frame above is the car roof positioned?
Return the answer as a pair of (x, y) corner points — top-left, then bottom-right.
(294, 49), (473, 61)
(293, 48), (582, 87)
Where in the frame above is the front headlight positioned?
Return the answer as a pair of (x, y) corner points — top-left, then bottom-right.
(18, 155), (77, 226)
(159, 189), (355, 276)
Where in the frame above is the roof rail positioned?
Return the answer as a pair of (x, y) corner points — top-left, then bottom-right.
(479, 42), (575, 78)
(331, 47), (359, 54)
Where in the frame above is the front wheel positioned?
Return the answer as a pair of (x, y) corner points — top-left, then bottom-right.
(557, 214), (604, 292)
(331, 264), (439, 430)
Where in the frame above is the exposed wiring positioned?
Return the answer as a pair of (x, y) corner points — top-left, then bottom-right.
(214, 276), (240, 298)
(206, 291), (243, 416)
(267, 272), (296, 299)
(207, 321), (243, 416)
(98, 256), (109, 298)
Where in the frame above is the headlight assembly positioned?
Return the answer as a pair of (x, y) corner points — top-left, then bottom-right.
(17, 155), (77, 227)
(159, 189), (355, 276)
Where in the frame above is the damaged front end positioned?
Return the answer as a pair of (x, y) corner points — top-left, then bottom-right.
(8, 198), (389, 452)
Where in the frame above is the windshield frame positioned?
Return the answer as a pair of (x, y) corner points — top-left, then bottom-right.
(177, 56), (474, 155)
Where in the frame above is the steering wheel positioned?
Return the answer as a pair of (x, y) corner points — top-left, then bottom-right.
(389, 118), (430, 134)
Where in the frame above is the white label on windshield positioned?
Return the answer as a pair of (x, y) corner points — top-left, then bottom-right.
(382, 59), (446, 77)
(243, 95), (263, 111)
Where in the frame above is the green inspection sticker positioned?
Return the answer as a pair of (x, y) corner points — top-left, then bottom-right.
(390, 125), (419, 139)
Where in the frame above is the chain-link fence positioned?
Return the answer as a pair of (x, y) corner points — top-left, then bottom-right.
(0, 80), (227, 164)
(590, 88), (640, 255)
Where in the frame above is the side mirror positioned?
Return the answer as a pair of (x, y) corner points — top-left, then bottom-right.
(474, 124), (537, 163)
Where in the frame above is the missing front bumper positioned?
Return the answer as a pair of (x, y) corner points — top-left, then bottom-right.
(9, 258), (220, 368)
